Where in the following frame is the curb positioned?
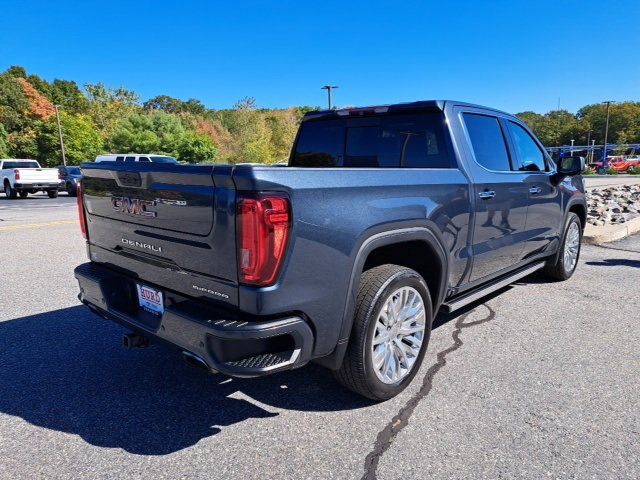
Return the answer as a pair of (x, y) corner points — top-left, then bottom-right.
(583, 216), (640, 245)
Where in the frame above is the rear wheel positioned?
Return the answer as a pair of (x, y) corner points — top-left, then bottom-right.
(19, 191), (28, 198)
(47, 189), (59, 198)
(334, 264), (432, 400)
(543, 212), (582, 280)
(4, 182), (17, 199)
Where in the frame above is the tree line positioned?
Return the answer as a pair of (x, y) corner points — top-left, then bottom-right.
(1, 65), (639, 166)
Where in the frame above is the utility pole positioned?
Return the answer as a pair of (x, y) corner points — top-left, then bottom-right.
(321, 85), (339, 109)
(54, 105), (67, 166)
(570, 139), (575, 155)
(602, 101), (614, 170)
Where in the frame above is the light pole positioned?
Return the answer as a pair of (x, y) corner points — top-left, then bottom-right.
(321, 85), (339, 109)
(570, 139), (575, 155)
(54, 105), (67, 166)
(602, 101), (614, 170)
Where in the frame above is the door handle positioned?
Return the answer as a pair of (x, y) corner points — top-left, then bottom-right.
(529, 187), (542, 195)
(478, 190), (496, 200)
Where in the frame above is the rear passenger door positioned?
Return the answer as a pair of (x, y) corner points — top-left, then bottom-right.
(456, 109), (530, 282)
(505, 120), (562, 258)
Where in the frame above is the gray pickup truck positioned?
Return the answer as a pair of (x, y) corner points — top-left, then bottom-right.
(74, 100), (586, 400)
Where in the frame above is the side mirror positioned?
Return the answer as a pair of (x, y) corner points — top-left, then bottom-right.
(557, 156), (585, 176)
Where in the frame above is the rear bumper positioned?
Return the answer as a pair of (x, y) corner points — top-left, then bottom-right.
(74, 262), (314, 377)
(14, 182), (59, 190)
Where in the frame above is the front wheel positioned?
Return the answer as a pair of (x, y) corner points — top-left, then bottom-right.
(334, 264), (432, 401)
(66, 182), (77, 197)
(47, 189), (59, 198)
(543, 212), (582, 281)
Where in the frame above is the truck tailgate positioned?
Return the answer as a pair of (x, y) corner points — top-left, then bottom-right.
(81, 162), (239, 305)
(17, 168), (59, 183)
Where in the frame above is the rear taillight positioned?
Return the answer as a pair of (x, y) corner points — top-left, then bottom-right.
(237, 194), (291, 286)
(58, 171), (62, 180)
(77, 182), (87, 239)
(14, 169), (20, 180)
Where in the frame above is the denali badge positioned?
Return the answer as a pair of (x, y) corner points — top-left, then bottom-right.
(121, 238), (162, 253)
(192, 284), (230, 299)
(111, 196), (157, 217)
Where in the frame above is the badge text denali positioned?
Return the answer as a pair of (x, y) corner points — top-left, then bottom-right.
(121, 238), (162, 253)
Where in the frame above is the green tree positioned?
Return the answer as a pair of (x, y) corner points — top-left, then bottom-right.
(5, 65), (27, 78)
(0, 124), (9, 157)
(85, 83), (140, 139)
(178, 132), (217, 163)
(110, 111), (186, 156)
(0, 72), (30, 131)
(37, 112), (104, 166)
(49, 79), (90, 113)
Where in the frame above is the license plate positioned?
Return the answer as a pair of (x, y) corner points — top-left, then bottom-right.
(136, 284), (164, 315)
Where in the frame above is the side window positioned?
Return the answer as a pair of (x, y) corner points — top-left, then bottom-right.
(507, 121), (547, 172)
(124, 156), (136, 162)
(115, 156), (125, 162)
(138, 156), (151, 162)
(463, 114), (511, 171)
(291, 120), (345, 167)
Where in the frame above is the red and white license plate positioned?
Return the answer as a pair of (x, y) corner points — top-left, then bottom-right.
(136, 284), (164, 315)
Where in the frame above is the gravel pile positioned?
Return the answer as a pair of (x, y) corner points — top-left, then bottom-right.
(586, 185), (640, 226)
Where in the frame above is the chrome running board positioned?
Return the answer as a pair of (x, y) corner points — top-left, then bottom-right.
(442, 261), (546, 313)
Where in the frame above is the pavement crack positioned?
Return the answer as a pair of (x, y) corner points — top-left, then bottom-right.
(361, 303), (496, 480)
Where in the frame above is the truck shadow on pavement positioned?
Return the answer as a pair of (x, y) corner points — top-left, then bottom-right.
(0, 306), (370, 455)
(0, 286), (515, 457)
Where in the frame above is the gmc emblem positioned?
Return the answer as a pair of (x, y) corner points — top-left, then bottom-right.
(111, 196), (157, 218)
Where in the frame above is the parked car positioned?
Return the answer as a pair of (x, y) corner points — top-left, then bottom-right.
(1, 159), (60, 198)
(95, 154), (178, 163)
(591, 156), (640, 173)
(57, 165), (83, 197)
(74, 100), (586, 400)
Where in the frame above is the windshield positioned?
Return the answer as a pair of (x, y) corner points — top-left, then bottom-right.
(67, 167), (81, 175)
(150, 156), (178, 163)
(2, 161), (40, 169)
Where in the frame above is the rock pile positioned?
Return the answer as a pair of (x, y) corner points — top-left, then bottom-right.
(586, 185), (640, 226)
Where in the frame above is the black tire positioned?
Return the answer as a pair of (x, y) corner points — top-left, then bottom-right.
(334, 264), (433, 401)
(66, 182), (77, 197)
(543, 212), (582, 281)
(47, 189), (59, 198)
(4, 182), (17, 199)
(19, 191), (28, 198)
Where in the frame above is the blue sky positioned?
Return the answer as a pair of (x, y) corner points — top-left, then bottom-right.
(1, 0), (638, 114)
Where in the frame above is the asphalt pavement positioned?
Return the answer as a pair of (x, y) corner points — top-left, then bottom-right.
(0, 196), (638, 479)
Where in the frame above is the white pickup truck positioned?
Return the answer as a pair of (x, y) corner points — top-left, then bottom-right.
(1, 159), (61, 199)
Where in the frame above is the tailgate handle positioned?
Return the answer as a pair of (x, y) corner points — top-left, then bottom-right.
(117, 171), (142, 187)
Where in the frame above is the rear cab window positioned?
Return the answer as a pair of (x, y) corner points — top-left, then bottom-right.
(2, 161), (40, 169)
(290, 112), (455, 168)
(462, 113), (512, 172)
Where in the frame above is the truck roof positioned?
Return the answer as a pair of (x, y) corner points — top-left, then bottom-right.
(302, 100), (511, 121)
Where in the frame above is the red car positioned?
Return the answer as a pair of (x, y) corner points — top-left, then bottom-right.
(591, 156), (639, 172)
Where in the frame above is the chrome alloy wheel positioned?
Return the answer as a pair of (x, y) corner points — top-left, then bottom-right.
(371, 286), (426, 384)
(564, 221), (580, 273)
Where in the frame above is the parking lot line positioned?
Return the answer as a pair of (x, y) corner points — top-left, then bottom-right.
(0, 220), (78, 231)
